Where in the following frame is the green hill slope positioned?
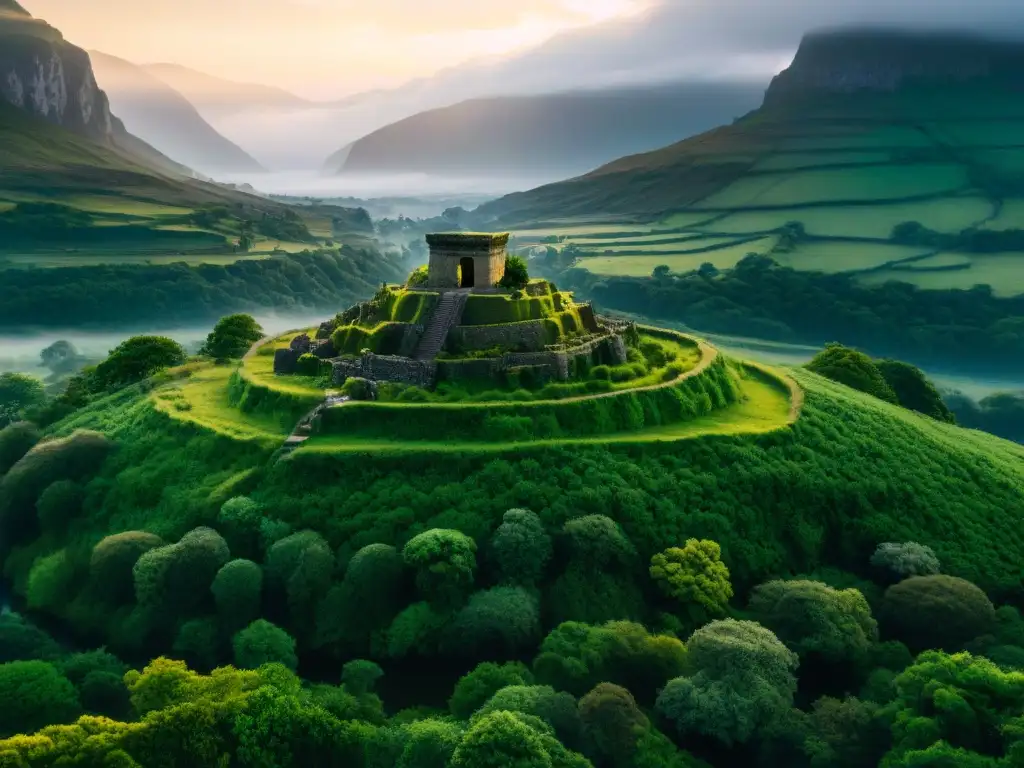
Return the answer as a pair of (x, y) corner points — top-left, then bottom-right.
(481, 31), (1024, 297)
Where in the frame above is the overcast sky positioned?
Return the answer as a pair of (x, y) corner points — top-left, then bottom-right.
(22, 0), (1024, 99)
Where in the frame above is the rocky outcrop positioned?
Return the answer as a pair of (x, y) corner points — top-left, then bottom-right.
(765, 30), (1024, 105)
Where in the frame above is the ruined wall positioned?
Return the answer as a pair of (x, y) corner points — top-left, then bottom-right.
(332, 353), (437, 388)
(426, 246), (507, 289)
(447, 319), (548, 353)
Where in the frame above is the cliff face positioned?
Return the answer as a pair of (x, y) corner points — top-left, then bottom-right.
(765, 30), (1024, 105)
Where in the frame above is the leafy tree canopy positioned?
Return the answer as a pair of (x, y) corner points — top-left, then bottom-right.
(649, 539), (733, 624)
(200, 314), (264, 360)
(92, 336), (186, 391)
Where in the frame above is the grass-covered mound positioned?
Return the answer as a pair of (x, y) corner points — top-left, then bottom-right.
(460, 282), (573, 326)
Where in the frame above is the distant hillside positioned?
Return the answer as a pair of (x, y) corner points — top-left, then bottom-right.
(328, 83), (765, 178)
(144, 63), (311, 116)
(477, 30), (1024, 226)
(90, 51), (266, 176)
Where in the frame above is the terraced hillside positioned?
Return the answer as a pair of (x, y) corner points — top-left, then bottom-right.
(486, 31), (1024, 297)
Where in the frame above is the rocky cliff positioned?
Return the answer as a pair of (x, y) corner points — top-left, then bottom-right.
(765, 30), (1024, 105)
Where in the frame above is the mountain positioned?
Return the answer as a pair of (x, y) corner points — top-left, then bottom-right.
(144, 63), (311, 115)
(89, 51), (266, 176)
(327, 82), (766, 179)
(476, 29), (1024, 225)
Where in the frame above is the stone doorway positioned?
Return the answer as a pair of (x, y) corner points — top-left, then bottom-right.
(459, 257), (475, 288)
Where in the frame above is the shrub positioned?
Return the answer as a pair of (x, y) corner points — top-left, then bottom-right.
(443, 587), (541, 658)
(562, 515), (636, 570)
(806, 343), (898, 403)
(265, 530), (334, 629)
(382, 601), (448, 659)
(407, 265), (429, 288)
(476, 685), (584, 750)
(35, 479), (83, 532)
(402, 529), (477, 606)
(450, 662), (536, 720)
(0, 613), (61, 663)
(173, 617), (223, 671)
(90, 531), (165, 605)
(547, 567), (645, 627)
(0, 421), (40, 475)
(217, 496), (289, 559)
(200, 314), (264, 360)
(92, 335), (187, 391)
(0, 373), (46, 426)
(802, 696), (889, 768)
(748, 580), (878, 664)
(79, 670), (131, 719)
(342, 377), (375, 401)
(0, 660), (80, 737)
(880, 575), (995, 651)
(233, 619), (298, 671)
(450, 710), (587, 768)
(489, 508), (552, 587)
(26, 549), (76, 612)
(133, 527), (230, 617)
(297, 353), (325, 377)
(649, 539), (733, 625)
(875, 359), (955, 422)
(499, 256), (530, 290)
(342, 660), (383, 696)
(211, 559), (264, 631)
(656, 619), (799, 746)
(579, 683), (650, 766)
(870, 541), (941, 580)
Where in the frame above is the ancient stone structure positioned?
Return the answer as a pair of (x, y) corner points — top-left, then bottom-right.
(426, 232), (509, 289)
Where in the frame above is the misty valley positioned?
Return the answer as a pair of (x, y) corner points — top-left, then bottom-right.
(1, 1), (1024, 767)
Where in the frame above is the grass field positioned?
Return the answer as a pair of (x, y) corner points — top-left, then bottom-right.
(579, 238), (776, 276)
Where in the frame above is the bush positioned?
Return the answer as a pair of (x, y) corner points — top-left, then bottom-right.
(578, 683), (649, 766)
(0, 660), (80, 737)
(450, 710), (586, 768)
(748, 580), (878, 664)
(133, 527), (231, 617)
(402, 529), (477, 607)
(880, 575), (995, 651)
(342, 377), (375, 401)
(875, 359), (955, 422)
(297, 353), (326, 377)
(233, 619), (298, 671)
(870, 541), (941, 580)
(0, 613), (61, 663)
(407, 265), (429, 288)
(499, 256), (530, 290)
(382, 601), (448, 659)
(26, 549), (76, 612)
(342, 660), (383, 696)
(649, 539), (733, 625)
(92, 335), (187, 391)
(562, 515), (636, 570)
(656, 619), (798, 746)
(200, 314), (264, 360)
(450, 661), (536, 720)
(265, 530), (334, 629)
(90, 531), (165, 605)
(173, 618), (223, 671)
(0, 373), (45, 427)
(443, 587), (541, 658)
(475, 685), (584, 751)
(489, 509), (552, 587)
(211, 559), (264, 631)
(35, 479), (83, 532)
(806, 343), (898, 404)
(0, 421), (40, 475)
(217, 496), (289, 560)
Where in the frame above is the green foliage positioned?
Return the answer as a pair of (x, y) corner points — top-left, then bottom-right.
(265, 530), (334, 632)
(90, 531), (165, 606)
(578, 683), (650, 766)
(297, 352), (328, 377)
(172, 618), (223, 671)
(875, 359), (956, 422)
(217, 496), (289, 560)
(500, 256), (531, 290)
(450, 710), (591, 768)
(341, 376), (375, 401)
(26, 549), (75, 612)
(802, 696), (889, 768)
(382, 601), (449, 659)
(58, 650), (130, 717)
(0, 661), (80, 737)
(871, 541), (941, 581)
(233, 620), (298, 671)
(0, 421), (40, 475)
(34, 478), (82, 533)
(563, 515), (636, 570)
(402, 529), (477, 606)
(0, 373), (45, 426)
(92, 336), (187, 391)
(534, 621), (687, 703)
(656, 619), (798, 746)
(0, 613), (61, 663)
(748, 580), (878, 663)
(407, 265), (429, 288)
(649, 539), (733, 625)
(200, 314), (264, 360)
(444, 587), (541, 658)
(341, 659), (383, 696)
(133, 527), (230, 619)
(489, 508), (552, 587)
(450, 662), (536, 720)
(476, 685), (583, 751)
(881, 575), (996, 652)
(947, 390), (1024, 444)
(807, 343), (898, 404)
(211, 559), (263, 631)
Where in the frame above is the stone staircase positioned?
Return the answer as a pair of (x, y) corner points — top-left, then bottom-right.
(414, 291), (468, 361)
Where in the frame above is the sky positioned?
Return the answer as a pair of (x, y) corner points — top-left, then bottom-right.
(21, 0), (650, 99)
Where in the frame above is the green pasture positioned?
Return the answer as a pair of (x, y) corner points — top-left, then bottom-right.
(773, 242), (932, 273)
(578, 237), (776, 276)
(753, 151), (894, 171)
(859, 253), (1024, 296)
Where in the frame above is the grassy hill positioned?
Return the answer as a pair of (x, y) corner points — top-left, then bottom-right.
(483, 31), (1024, 298)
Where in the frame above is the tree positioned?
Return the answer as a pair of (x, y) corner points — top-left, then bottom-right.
(443, 587), (541, 658)
(59, 649), (129, 717)
(649, 539), (733, 624)
(499, 256), (530, 290)
(450, 662), (536, 720)
(0, 613), (61, 663)
(652, 265), (671, 280)
(562, 515), (636, 570)
(382, 601), (448, 659)
(802, 696), (889, 768)
(90, 530), (165, 605)
(476, 685), (584, 751)
(0, 660), (80, 737)
(92, 336), (187, 391)
(233, 619), (298, 671)
(870, 541), (941, 581)
(402, 529), (477, 606)
(806, 343), (898, 404)
(880, 575), (995, 651)
(747, 580), (878, 664)
(217, 495), (290, 559)
(656, 619), (799, 746)
(26, 549), (76, 612)
(35, 479), (82, 532)
(875, 359), (956, 422)
(578, 683), (650, 766)
(489, 509), (552, 587)
(211, 559), (263, 631)
(0, 372), (45, 426)
(265, 530), (334, 632)
(173, 618), (223, 671)
(133, 527), (230, 618)
(342, 660), (383, 696)
(450, 710), (590, 768)
(200, 314), (264, 360)
(0, 421), (40, 475)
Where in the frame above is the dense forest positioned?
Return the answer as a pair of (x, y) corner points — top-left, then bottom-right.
(539, 253), (1024, 376)
(0, 312), (1023, 765)
(0, 247), (407, 329)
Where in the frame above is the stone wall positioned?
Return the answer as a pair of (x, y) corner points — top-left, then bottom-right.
(427, 246), (507, 290)
(332, 353), (437, 388)
(446, 320), (548, 353)
(438, 333), (628, 383)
